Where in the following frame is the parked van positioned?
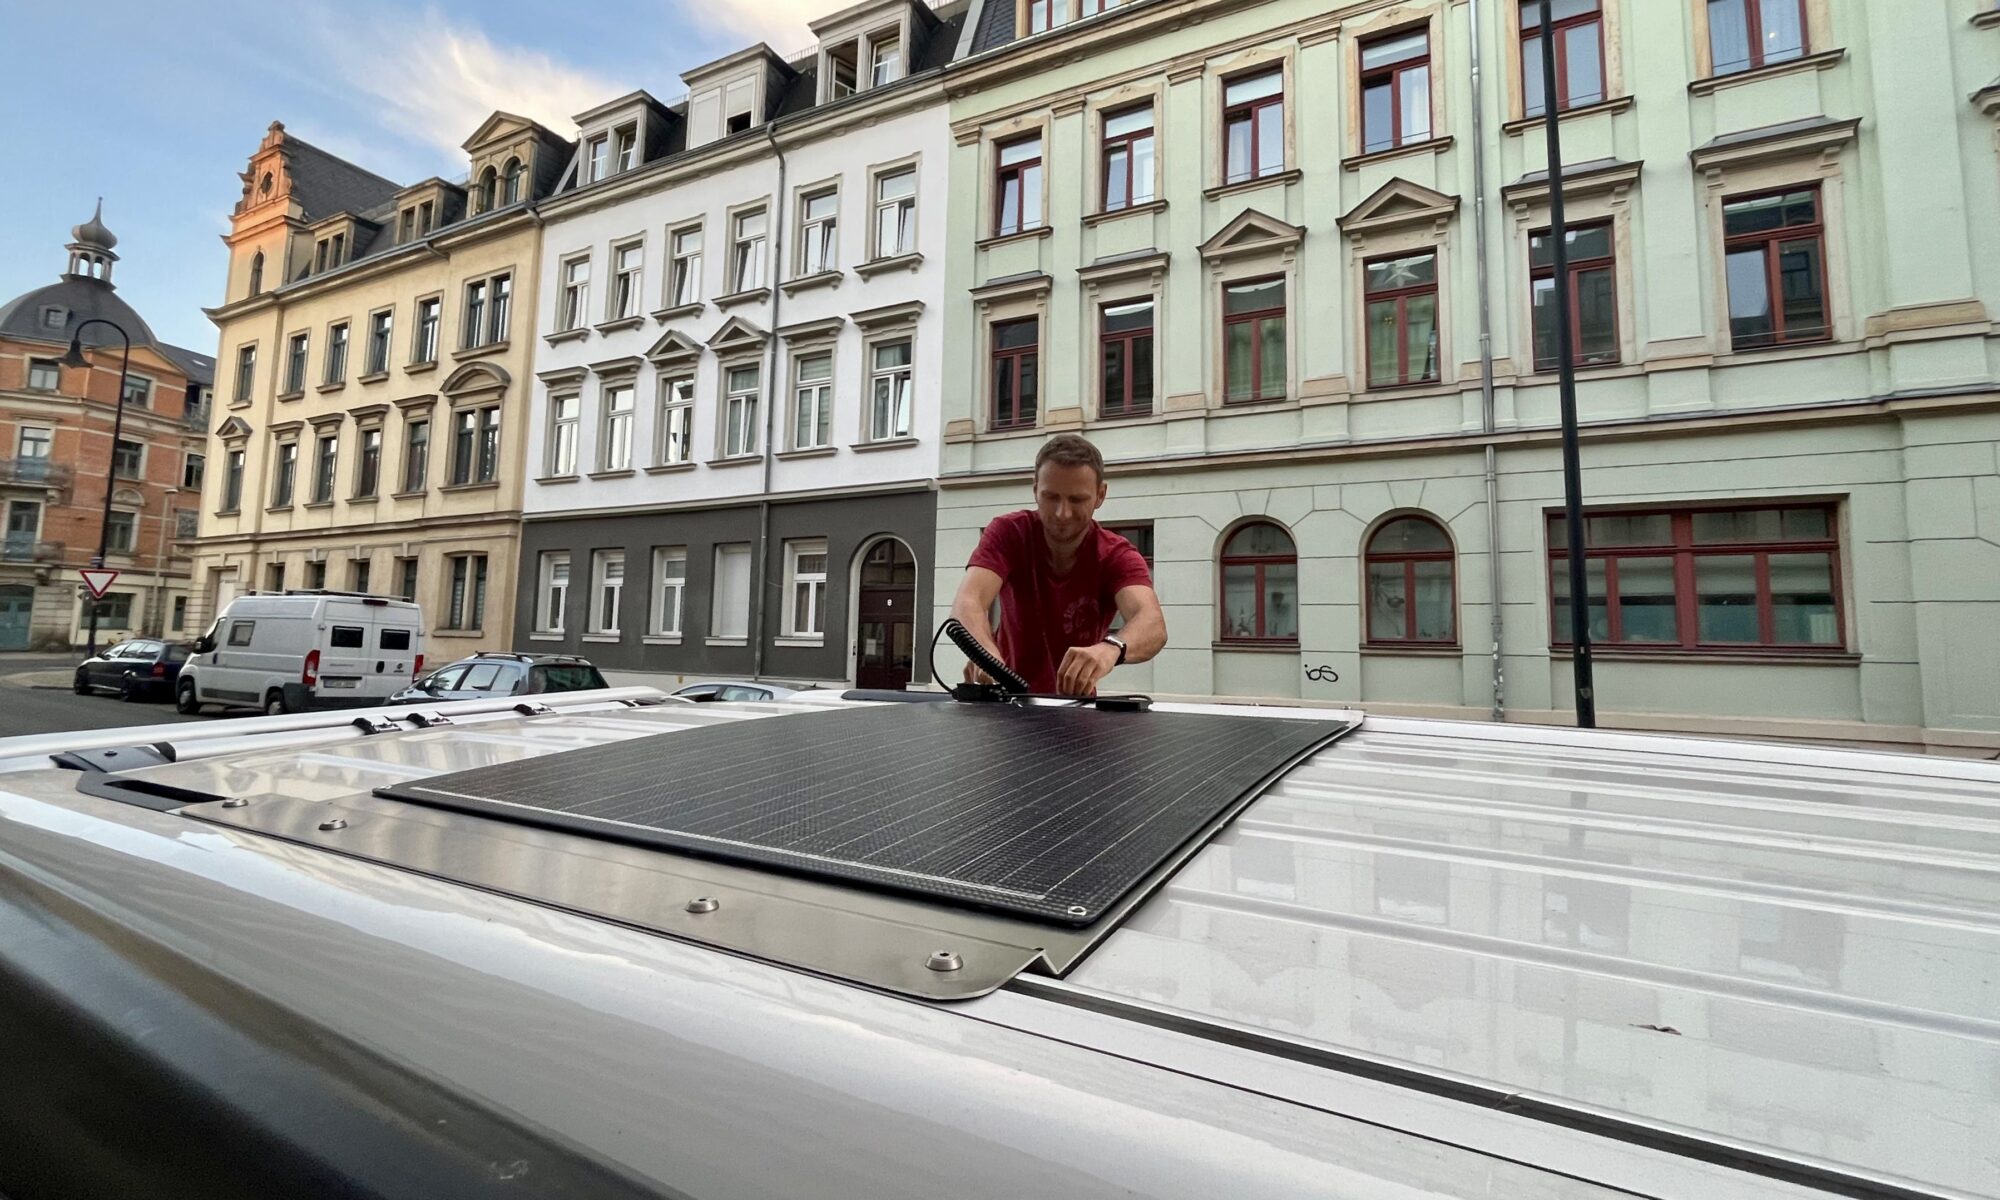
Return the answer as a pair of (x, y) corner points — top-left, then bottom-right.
(177, 591), (425, 715)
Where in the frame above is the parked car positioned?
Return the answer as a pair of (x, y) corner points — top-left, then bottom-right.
(391, 652), (609, 703)
(672, 680), (800, 703)
(71, 638), (190, 702)
(178, 590), (426, 716)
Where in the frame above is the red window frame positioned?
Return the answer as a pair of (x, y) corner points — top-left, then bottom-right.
(1520, 0), (1605, 116)
(994, 135), (1042, 237)
(1221, 71), (1284, 185)
(1530, 221), (1619, 370)
(1223, 276), (1285, 403)
(1359, 29), (1431, 153)
(1219, 521), (1298, 644)
(1364, 517), (1457, 646)
(1363, 252), (1440, 388)
(1099, 300), (1154, 418)
(1027, 0), (1054, 34)
(989, 318), (1039, 430)
(1708, 0), (1809, 74)
(1546, 503), (1846, 653)
(1101, 105), (1153, 211)
(1722, 185), (1830, 350)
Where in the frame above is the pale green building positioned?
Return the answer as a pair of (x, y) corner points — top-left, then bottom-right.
(937, 0), (2000, 752)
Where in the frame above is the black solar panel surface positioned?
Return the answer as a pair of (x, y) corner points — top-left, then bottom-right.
(379, 703), (1351, 924)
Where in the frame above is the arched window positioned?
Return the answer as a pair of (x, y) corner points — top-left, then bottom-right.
(1220, 521), (1298, 643)
(502, 157), (525, 205)
(477, 167), (497, 213)
(259, 172), (274, 197)
(248, 251), (265, 296)
(1364, 515), (1456, 644)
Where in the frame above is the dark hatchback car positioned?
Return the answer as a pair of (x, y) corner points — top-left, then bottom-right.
(72, 639), (192, 702)
(389, 653), (609, 703)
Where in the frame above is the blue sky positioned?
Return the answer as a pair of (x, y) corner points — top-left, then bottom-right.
(0, 0), (823, 353)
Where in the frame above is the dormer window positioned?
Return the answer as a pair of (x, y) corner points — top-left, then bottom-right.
(399, 209), (416, 243)
(477, 166), (498, 213)
(870, 33), (901, 87)
(614, 125), (637, 173)
(586, 135), (609, 183)
(725, 81), (755, 135)
(502, 158), (525, 204)
(828, 43), (859, 99)
(418, 201), (434, 234)
(314, 240), (329, 273)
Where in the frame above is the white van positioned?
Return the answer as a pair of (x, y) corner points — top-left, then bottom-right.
(177, 591), (426, 715)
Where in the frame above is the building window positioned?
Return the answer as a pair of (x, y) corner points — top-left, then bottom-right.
(446, 553), (488, 631)
(1223, 278), (1286, 402)
(105, 511), (136, 555)
(586, 135), (609, 183)
(265, 563), (286, 593)
(1220, 522), (1299, 643)
(870, 32), (901, 87)
(668, 227), (702, 305)
(712, 544), (752, 639)
(1102, 105), (1155, 211)
(93, 592), (135, 628)
(366, 309), (393, 374)
(502, 158), (525, 205)
(285, 332), (309, 393)
(652, 547), (686, 636)
(990, 317), (1039, 430)
(868, 340), (914, 441)
(995, 135), (1043, 237)
(350, 558), (371, 593)
(873, 169), (916, 258)
(726, 84), (755, 136)
(355, 428), (381, 496)
(1027, 0), (1065, 34)
(799, 190), (838, 275)
(414, 297), (441, 364)
(829, 43), (858, 98)
(1723, 187), (1829, 350)
(1521, 0), (1605, 116)
(171, 596), (188, 631)
(614, 124), (638, 173)
(723, 365), (760, 458)
(477, 167), (497, 213)
(234, 344), (256, 403)
(182, 452), (206, 490)
(28, 358), (60, 391)
(1365, 516), (1456, 644)
(1549, 505), (1843, 650)
(1100, 300), (1155, 417)
(537, 552), (570, 632)
(400, 210), (417, 243)
(173, 509), (198, 540)
(600, 383), (635, 471)
(1222, 70), (1284, 184)
(324, 322), (349, 385)
(120, 376), (151, 408)
(611, 243), (642, 320)
(548, 394), (580, 475)
(306, 560), (327, 590)
(1364, 251), (1440, 388)
(560, 257), (590, 330)
(223, 450), (245, 511)
(397, 557), (419, 603)
(730, 209), (768, 292)
(18, 427), (52, 461)
(463, 274), (509, 346)
(1531, 222), (1618, 369)
(792, 352), (834, 450)
(272, 441), (297, 506)
(112, 438), (144, 479)
(1360, 29), (1432, 153)
(417, 201), (434, 234)
(1707, 0), (1806, 75)
(658, 377), (694, 465)
(491, 275), (513, 344)
(450, 405), (501, 485)
(784, 539), (829, 637)
(249, 251), (265, 294)
(590, 549), (624, 634)
(312, 432), (338, 503)
(402, 418), (430, 492)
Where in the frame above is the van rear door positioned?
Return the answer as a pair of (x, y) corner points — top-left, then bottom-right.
(318, 600), (375, 696)
(364, 603), (424, 698)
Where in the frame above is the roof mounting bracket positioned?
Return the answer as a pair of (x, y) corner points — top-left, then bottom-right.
(350, 715), (399, 734)
(512, 702), (556, 716)
(402, 711), (454, 728)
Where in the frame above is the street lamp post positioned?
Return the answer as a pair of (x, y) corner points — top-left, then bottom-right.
(61, 318), (135, 658)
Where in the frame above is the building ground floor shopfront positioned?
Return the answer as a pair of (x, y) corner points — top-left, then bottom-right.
(186, 515), (522, 656)
(935, 397), (2000, 754)
(514, 485), (938, 692)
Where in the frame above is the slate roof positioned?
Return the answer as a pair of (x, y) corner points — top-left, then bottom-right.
(967, 0), (1014, 55)
(0, 277), (159, 355)
(281, 135), (403, 224)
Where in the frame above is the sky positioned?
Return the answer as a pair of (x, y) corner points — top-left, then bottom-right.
(0, 0), (833, 354)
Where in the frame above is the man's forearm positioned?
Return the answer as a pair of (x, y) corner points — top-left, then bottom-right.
(1118, 605), (1166, 664)
(950, 591), (1005, 662)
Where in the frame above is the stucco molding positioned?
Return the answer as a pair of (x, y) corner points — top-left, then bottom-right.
(645, 329), (703, 365)
(1337, 180), (1458, 239)
(214, 416), (253, 442)
(1501, 159), (1643, 217)
(706, 315), (769, 353)
(1689, 117), (1859, 181)
(441, 361), (511, 395)
(851, 299), (925, 330)
(1198, 209), (1306, 263)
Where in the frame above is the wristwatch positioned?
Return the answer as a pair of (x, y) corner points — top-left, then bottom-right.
(1101, 633), (1128, 665)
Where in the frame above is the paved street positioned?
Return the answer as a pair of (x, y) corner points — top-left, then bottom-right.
(0, 653), (247, 738)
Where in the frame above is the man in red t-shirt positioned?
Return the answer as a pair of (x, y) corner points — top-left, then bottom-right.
(950, 434), (1166, 695)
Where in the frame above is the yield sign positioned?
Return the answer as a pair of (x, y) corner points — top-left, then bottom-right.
(79, 568), (120, 600)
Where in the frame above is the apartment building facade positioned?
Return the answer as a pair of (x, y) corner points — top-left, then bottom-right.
(937, 0), (2000, 751)
(515, 0), (963, 690)
(191, 116), (569, 652)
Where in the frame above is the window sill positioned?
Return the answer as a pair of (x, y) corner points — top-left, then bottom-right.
(1083, 199), (1167, 227)
(1501, 95), (1634, 137)
(850, 436), (918, 453)
(1341, 138), (1453, 173)
(773, 636), (823, 648)
(775, 446), (837, 460)
(348, 493), (380, 504)
(434, 629), (485, 639)
(215, 508), (241, 517)
(644, 461), (698, 475)
(713, 287), (771, 310)
(404, 359), (439, 375)
(705, 637), (749, 647)
(1688, 49), (1845, 96)
(1360, 644), (1461, 657)
(853, 252), (924, 278)
(1359, 377), (1446, 399)
(304, 500), (335, 510)
(1552, 647), (1859, 666)
(1720, 335), (1842, 362)
(438, 480), (500, 493)
(315, 381), (346, 394)
(1515, 360), (1628, 384)
(652, 301), (706, 322)
(276, 389), (304, 403)
(229, 399), (253, 410)
(535, 473), (580, 485)
(586, 469), (636, 480)
(707, 454), (762, 468)
(642, 634), (684, 645)
(543, 328), (591, 347)
(975, 226), (1052, 251)
(1202, 170), (1302, 200)
(453, 341), (509, 362)
(1211, 640), (1300, 653)
(356, 371), (391, 385)
(1975, 8), (2000, 29)
(781, 270), (844, 297)
(264, 504), (294, 514)
(528, 632), (566, 641)
(1221, 394), (1289, 408)
(595, 316), (646, 335)
(582, 634), (622, 643)
(390, 489), (427, 500)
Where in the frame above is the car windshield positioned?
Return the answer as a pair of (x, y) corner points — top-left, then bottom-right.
(532, 664), (607, 692)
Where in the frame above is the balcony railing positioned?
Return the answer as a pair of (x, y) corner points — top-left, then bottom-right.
(0, 534), (64, 563)
(0, 458), (73, 489)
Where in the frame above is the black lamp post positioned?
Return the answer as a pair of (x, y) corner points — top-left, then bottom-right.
(61, 317), (135, 658)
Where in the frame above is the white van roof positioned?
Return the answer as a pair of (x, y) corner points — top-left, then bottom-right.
(221, 591), (423, 618)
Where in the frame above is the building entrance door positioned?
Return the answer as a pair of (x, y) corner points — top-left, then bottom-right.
(854, 538), (916, 690)
(0, 585), (32, 650)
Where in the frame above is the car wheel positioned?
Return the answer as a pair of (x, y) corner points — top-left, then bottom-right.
(119, 674), (141, 702)
(73, 669), (91, 695)
(264, 690), (288, 716)
(176, 680), (202, 715)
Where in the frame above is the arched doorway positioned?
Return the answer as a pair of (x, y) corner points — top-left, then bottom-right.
(854, 537), (916, 689)
(0, 585), (32, 650)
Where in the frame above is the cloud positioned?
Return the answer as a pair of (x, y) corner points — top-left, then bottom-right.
(682, 0), (825, 54)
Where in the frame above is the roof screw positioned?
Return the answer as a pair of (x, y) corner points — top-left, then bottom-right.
(317, 818), (348, 832)
(685, 897), (719, 914)
(1066, 905), (1090, 918)
(220, 798), (250, 809)
(925, 950), (963, 973)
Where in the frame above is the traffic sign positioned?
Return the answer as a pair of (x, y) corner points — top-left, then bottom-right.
(79, 568), (120, 600)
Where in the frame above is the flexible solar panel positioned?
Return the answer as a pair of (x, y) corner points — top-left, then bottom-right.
(378, 703), (1353, 925)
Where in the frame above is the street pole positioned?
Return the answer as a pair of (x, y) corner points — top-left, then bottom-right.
(62, 318), (134, 659)
(1537, 0), (1597, 727)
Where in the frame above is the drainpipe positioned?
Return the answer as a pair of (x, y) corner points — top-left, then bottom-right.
(751, 121), (789, 681)
(1466, 0), (1507, 722)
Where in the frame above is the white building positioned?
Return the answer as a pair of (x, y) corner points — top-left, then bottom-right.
(519, 0), (962, 690)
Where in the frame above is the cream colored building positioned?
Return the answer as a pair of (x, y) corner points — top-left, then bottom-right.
(191, 116), (569, 654)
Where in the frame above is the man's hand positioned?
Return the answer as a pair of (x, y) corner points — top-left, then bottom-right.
(1056, 642), (1120, 697)
(961, 660), (993, 685)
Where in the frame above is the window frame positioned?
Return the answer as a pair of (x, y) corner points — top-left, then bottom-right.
(798, 188), (839, 276)
(865, 338), (914, 442)
(559, 255), (591, 331)
(119, 375), (152, 408)
(590, 549), (625, 635)
(413, 296), (441, 364)
(711, 543), (752, 640)
(722, 364), (762, 458)
(1721, 185), (1831, 350)
(28, 358), (61, 391)
(783, 538), (830, 639)
(537, 551), (570, 633)
(657, 375), (695, 465)
(1364, 516), (1458, 646)
(650, 546), (687, 637)
(444, 552), (489, 632)
(1705, 0), (1809, 76)
(869, 31), (901, 87)
(988, 317), (1040, 430)
(599, 382), (636, 472)
(233, 344), (256, 404)
(182, 451), (206, 491)
(871, 166), (917, 260)
(1100, 103), (1156, 212)
(1519, 0), (1606, 117)
(1530, 220), (1620, 370)
(729, 208), (769, 293)
(104, 510), (137, 555)
(311, 430), (338, 503)
(365, 308), (394, 375)
(1099, 298), (1156, 418)
(1218, 521), (1300, 645)
(1222, 276), (1287, 404)
(223, 449), (246, 511)
(668, 223), (703, 306)
(111, 438), (145, 480)
(271, 440), (298, 507)
(993, 134), (1044, 238)
(1359, 27), (1433, 154)
(548, 392), (580, 476)
(401, 417), (431, 493)
(791, 349), (835, 450)
(1221, 69), (1285, 185)
(284, 331), (309, 394)
(323, 321), (349, 386)
(610, 241), (643, 320)
(354, 427), (382, 498)
(1363, 250), (1442, 389)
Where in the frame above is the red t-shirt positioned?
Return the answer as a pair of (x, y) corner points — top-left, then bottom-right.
(967, 510), (1153, 692)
